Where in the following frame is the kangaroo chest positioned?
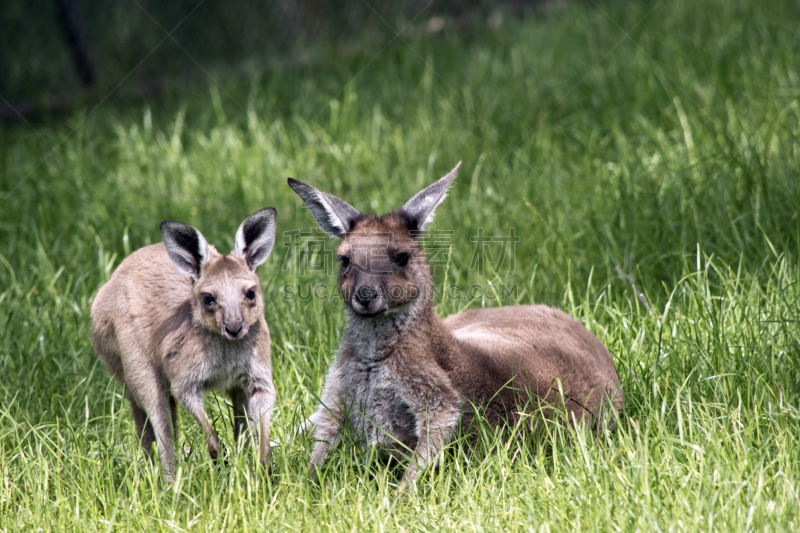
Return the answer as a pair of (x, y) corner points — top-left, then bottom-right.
(337, 355), (418, 453)
(202, 351), (250, 390)
(167, 340), (253, 392)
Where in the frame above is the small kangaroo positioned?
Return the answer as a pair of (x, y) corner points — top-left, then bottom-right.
(91, 208), (278, 481)
(288, 163), (622, 488)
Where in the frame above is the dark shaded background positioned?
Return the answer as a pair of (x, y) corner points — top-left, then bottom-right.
(1, 0), (547, 118)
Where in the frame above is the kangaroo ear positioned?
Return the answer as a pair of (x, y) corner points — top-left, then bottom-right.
(161, 221), (209, 280)
(400, 161), (461, 233)
(287, 178), (360, 239)
(234, 207), (277, 271)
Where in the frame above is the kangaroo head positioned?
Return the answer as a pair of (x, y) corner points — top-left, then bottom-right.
(160, 208), (277, 340)
(288, 162), (460, 318)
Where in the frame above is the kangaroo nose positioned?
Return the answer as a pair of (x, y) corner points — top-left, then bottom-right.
(225, 323), (243, 338)
(354, 286), (378, 308)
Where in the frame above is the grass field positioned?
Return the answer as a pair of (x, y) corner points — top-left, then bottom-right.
(2, 0), (800, 530)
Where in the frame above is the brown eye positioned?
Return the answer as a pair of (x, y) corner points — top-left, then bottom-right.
(394, 252), (410, 267)
(338, 255), (351, 268)
(245, 289), (256, 300)
(203, 294), (215, 305)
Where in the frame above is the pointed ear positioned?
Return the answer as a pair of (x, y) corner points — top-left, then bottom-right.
(400, 161), (461, 233)
(287, 178), (360, 239)
(233, 207), (277, 271)
(160, 221), (209, 280)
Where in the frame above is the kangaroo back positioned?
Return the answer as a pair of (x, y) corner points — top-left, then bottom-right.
(444, 305), (622, 428)
(92, 243), (193, 380)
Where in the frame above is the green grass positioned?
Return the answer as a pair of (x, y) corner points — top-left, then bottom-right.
(2, 0), (800, 530)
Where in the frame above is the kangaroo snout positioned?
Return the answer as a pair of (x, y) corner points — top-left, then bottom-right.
(223, 320), (245, 339)
(354, 285), (378, 306)
(352, 284), (387, 317)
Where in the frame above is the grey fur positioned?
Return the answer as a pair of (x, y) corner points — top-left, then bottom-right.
(91, 210), (278, 481)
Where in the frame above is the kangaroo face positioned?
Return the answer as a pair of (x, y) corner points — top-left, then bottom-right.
(336, 214), (425, 318)
(194, 254), (264, 340)
(288, 162), (461, 319)
(161, 208), (277, 341)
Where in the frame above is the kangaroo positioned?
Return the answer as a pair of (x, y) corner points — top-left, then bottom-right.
(91, 208), (278, 481)
(288, 163), (621, 487)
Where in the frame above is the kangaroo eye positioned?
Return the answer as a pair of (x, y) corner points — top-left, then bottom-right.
(394, 252), (410, 267)
(203, 294), (215, 305)
(245, 289), (256, 300)
(337, 255), (351, 268)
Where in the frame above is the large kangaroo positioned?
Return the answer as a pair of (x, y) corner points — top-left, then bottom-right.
(91, 209), (278, 481)
(288, 163), (621, 487)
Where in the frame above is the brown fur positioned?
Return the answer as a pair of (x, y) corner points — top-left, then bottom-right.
(443, 305), (622, 430)
(288, 164), (622, 488)
(91, 210), (277, 481)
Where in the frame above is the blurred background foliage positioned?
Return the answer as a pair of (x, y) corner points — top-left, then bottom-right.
(1, 0), (533, 113)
